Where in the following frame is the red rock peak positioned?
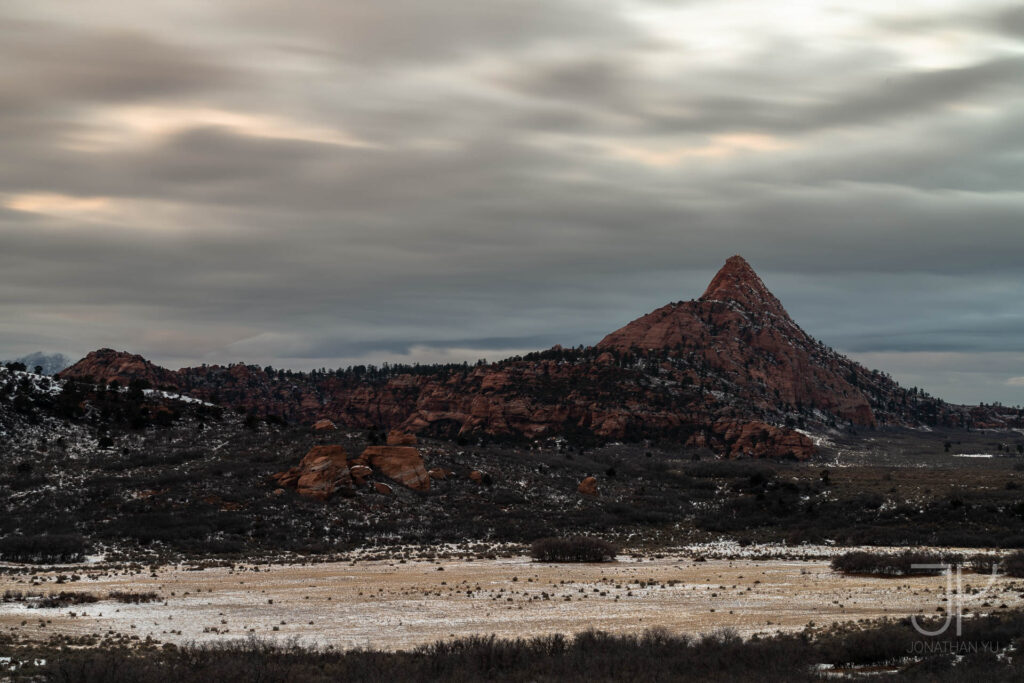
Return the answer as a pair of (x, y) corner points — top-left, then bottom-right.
(700, 255), (788, 319)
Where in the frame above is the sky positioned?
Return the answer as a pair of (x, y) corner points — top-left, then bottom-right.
(1, 0), (1022, 406)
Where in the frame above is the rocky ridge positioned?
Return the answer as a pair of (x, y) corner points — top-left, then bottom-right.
(59, 256), (1019, 458)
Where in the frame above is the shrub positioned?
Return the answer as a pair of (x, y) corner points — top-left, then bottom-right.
(530, 536), (618, 563)
(831, 550), (962, 576)
(23, 611), (1024, 682)
(967, 553), (1001, 574)
(1004, 550), (1024, 577)
(2, 590), (41, 602)
(109, 591), (161, 604)
(0, 533), (86, 563)
(37, 592), (99, 608)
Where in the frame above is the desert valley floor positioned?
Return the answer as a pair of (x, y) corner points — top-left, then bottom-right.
(3, 548), (1021, 650)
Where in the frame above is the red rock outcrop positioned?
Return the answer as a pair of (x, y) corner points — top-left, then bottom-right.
(577, 476), (598, 496)
(709, 421), (815, 460)
(313, 419), (337, 432)
(58, 348), (177, 388)
(358, 446), (430, 491)
(272, 445), (352, 501)
(386, 431), (418, 446)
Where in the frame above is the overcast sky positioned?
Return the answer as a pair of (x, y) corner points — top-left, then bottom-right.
(1, 1), (1022, 405)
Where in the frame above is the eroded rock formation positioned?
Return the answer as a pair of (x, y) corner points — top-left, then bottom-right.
(357, 446), (430, 491)
(272, 445), (352, 501)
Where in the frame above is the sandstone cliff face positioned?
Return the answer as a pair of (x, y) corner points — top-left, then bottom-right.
(61, 256), (982, 458)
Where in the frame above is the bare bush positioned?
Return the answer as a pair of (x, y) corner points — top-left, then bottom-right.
(831, 550), (963, 576)
(108, 591), (161, 604)
(1004, 550), (1024, 577)
(530, 536), (618, 563)
(36, 591), (99, 608)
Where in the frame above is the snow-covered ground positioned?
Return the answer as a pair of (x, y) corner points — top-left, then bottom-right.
(142, 389), (215, 406)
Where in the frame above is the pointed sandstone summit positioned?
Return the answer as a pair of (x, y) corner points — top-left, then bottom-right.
(598, 255), (792, 350)
(700, 255), (790, 320)
(598, 255), (877, 426)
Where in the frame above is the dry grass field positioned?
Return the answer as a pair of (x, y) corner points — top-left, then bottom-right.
(3, 552), (1021, 649)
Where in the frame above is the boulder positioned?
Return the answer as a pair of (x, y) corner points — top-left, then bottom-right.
(272, 445), (352, 501)
(349, 464), (373, 485)
(469, 470), (483, 483)
(386, 430), (418, 446)
(428, 468), (450, 480)
(313, 419), (337, 432)
(577, 476), (598, 496)
(373, 482), (394, 496)
(358, 446), (430, 491)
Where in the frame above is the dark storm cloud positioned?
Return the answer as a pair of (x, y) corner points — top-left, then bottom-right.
(1, 0), (1023, 405)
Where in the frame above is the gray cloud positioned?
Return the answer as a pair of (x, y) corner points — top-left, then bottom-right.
(0, 0), (1022, 405)
(993, 7), (1024, 37)
(0, 19), (237, 110)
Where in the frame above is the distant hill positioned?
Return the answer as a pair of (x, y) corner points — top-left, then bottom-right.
(60, 256), (1024, 457)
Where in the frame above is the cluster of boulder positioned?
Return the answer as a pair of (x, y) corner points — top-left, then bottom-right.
(272, 430), (430, 500)
(274, 423), (601, 502)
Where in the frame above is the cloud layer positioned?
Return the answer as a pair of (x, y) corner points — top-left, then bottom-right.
(2, 0), (1023, 405)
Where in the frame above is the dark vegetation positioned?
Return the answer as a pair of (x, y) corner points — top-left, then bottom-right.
(0, 534), (86, 564)
(832, 549), (1024, 577)
(529, 536), (618, 563)
(36, 591), (100, 609)
(2, 609), (1024, 682)
(831, 550), (965, 576)
(1004, 551), (1024, 577)
(0, 591), (100, 608)
(4, 365), (1024, 560)
(108, 591), (161, 604)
